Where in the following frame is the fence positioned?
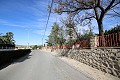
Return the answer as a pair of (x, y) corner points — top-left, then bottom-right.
(0, 44), (15, 49)
(96, 32), (120, 47)
(74, 39), (90, 48)
(49, 39), (90, 49)
(47, 32), (120, 49)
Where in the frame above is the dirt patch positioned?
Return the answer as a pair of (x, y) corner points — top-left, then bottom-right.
(59, 57), (119, 80)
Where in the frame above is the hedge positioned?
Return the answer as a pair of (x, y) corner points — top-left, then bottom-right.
(0, 49), (31, 66)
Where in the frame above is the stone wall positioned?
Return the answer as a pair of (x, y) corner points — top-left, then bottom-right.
(56, 49), (69, 57)
(59, 48), (120, 78)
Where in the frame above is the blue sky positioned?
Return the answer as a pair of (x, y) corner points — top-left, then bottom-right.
(0, 0), (120, 45)
(0, 0), (56, 45)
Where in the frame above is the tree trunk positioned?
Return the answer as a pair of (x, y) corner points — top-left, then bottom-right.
(72, 27), (80, 40)
(97, 20), (105, 46)
(98, 20), (104, 36)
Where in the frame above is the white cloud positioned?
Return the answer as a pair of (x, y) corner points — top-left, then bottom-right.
(33, 29), (50, 36)
(0, 19), (28, 28)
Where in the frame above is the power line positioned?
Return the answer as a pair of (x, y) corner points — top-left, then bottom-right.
(42, 0), (53, 46)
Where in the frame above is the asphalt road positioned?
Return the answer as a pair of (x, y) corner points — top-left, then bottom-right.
(0, 50), (94, 80)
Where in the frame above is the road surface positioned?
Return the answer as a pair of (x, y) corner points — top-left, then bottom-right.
(0, 50), (94, 80)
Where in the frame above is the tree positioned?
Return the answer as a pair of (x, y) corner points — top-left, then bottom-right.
(47, 22), (66, 46)
(32, 45), (42, 50)
(104, 24), (120, 34)
(61, 15), (79, 41)
(5, 32), (15, 44)
(0, 32), (15, 44)
(53, 0), (120, 36)
(0, 33), (3, 44)
(47, 22), (59, 46)
(77, 22), (95, 41)
(57, 26), (66, 46)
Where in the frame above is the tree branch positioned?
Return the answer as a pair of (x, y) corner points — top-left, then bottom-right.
(111, 1), (120, 8)
(105, 0), (115, 12)
(94, 7), (99, 20)
(62, 7), (92, 13)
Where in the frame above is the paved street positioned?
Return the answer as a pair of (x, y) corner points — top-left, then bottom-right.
(0, 50), (94, 80)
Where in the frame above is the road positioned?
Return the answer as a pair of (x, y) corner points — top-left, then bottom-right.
(0, 50), (94, 80)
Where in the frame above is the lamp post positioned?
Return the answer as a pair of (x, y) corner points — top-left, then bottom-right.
(25, 29), (32, 49)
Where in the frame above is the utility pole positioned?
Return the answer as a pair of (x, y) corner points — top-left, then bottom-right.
(26, 29), (32, 49)
(27, 30), (29, 49)
(42, 0), (53, 46)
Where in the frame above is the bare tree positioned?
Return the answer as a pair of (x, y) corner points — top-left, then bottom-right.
(61, 14), (80, 40)
(53, 0), (120, 36)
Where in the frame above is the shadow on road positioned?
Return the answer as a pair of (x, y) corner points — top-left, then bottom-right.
(0, 54), (32, 70)
(0, 62), (11, 70)
(13, 54), (32, 63)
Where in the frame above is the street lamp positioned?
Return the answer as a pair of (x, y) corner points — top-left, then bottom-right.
(25, 29), (32, 49)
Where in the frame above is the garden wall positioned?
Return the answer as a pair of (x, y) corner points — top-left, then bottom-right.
(58, 48), (120, 78)
(0, 49), (31, 66)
